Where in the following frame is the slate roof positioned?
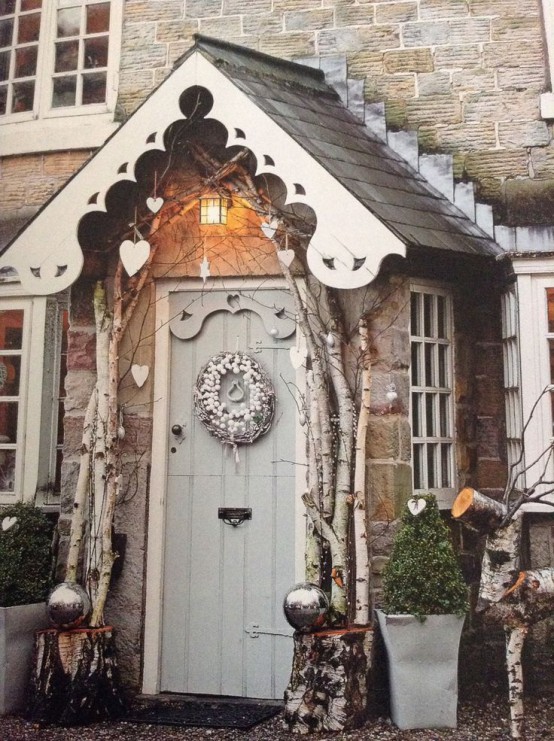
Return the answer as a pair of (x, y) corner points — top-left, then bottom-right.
(190, 35), (501, 259)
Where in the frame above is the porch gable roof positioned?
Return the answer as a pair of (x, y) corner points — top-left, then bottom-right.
(1, 35), (501, 296)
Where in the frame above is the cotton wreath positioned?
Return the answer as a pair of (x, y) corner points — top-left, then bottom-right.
(194, 351), (275, 447)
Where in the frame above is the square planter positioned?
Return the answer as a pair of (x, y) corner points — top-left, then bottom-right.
(0, 603), (48, 715)
(375, 610), (464, 730)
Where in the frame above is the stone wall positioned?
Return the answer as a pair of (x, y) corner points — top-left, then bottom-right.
(367, 256), (506, 607)
(0, 151), (92, 231)
(118, 0), (553, 225)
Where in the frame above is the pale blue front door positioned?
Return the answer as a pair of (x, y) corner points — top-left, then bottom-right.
(160, 288), (297, 699)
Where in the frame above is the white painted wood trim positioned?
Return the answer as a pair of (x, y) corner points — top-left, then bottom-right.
(513, 271), (554, 510)
(142, 283), (171, 695)
(0, 295), (48, 504)
(142, 277), (307, 695)
(0, 117), (119, 157)
(2, 47), (404, 295)
(22, 297), (48, 501)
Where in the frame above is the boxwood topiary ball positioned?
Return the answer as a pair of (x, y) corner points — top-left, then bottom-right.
(48, 582), (91, 629)
(283, 582), (329, 631)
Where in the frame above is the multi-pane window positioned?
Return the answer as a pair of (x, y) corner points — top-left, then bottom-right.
(0, 0), (41, 115)
(52, 1), (109, 108)
(0, 308), (25, 494)
(0, 0), (114, 118)
(410, 286), (455, 492)
(502, 288), (523, 473)
(0, 297), (67, 504)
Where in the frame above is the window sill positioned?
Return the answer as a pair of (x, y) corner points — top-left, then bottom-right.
(0, 113), (120, 156)
(414, 488), (456, 510)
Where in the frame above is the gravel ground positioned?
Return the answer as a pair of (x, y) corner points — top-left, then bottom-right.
(0, 694), (553, 741)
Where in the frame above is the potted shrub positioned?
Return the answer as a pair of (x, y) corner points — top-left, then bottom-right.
(0, 502), (52, 715)
(375, 493), (468, 730)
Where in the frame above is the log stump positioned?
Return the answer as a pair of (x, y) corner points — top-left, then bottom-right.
(26, 626), (126, 725)
(284, 626), (373, 733)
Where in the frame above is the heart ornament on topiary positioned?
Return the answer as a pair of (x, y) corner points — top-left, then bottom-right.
(408, 497), (427, 516)
(1, 516), (17, 531)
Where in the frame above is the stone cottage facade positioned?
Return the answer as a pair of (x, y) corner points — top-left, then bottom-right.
(1, 0), (554, 697)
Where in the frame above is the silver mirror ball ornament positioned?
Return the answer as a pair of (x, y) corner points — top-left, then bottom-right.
(283, 582), (329, 631)
(48, 582), (91, 629)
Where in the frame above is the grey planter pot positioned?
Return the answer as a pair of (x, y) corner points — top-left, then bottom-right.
(376, 609), (465, 730)
(0, 603), (48, 715)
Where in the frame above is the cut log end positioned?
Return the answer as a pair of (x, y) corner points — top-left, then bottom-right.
(452, 487), (474, 519)
(451, 487), (506, 533)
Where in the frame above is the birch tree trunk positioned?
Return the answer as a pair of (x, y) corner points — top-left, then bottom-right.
(284, 626), (373, 733)
(90, 266), (124, 628)
(65, 389), (97, 583)
(324, 289), (354, 618)
(27, 627), (125, 725)
(352, 318), (371, 625)
(505, 625), (527, 741)
(87, 283), (112, 606)
(452, 487), (544, 740)
(305, 371), (322, 585)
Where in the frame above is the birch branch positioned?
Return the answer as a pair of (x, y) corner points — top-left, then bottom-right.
(302, 489), (343, 582)
(323, 287), (354, 617)
(88, 281), (112, 606)
(305, 371), (322, 584)
(279, 260), (335, 517)
(90, 264), (124, 627)
(65, 388), (97, 583)
(352, 318), (371, 625)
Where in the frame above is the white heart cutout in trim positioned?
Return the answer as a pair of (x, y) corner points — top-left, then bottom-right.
(131, 364), (149, 388)
(119, 239), (150, 277)
(289, 345), (308, 369)
(146, 196), (164, 214)
(408, 497), (427, 516)
(277, 249), (295, 268)
(1, 516), (17, 531)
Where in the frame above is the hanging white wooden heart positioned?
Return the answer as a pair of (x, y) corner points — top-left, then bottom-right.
(119, 239), (151, 277)
(408, 497), (427, 516)
(199, 256), (211, 283)
(277, 249), (295, 268)
(261, 219), (279, 240)
(131, 364), (149, 388)
(1, 516), (17, 531)
(289, 345), (308, 369)
(146, 196), (164, 214)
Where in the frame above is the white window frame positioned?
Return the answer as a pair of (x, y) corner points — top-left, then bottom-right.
(0, 0), (123, 156)
(0, 282), (65, 506)
(410, 282), (456, 508)
(511, 257), (554, 510)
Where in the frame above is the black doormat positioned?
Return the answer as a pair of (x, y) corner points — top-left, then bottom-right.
(126, 698), (282, 730)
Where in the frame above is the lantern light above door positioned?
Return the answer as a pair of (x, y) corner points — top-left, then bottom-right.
(199, 195), (230, 225)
